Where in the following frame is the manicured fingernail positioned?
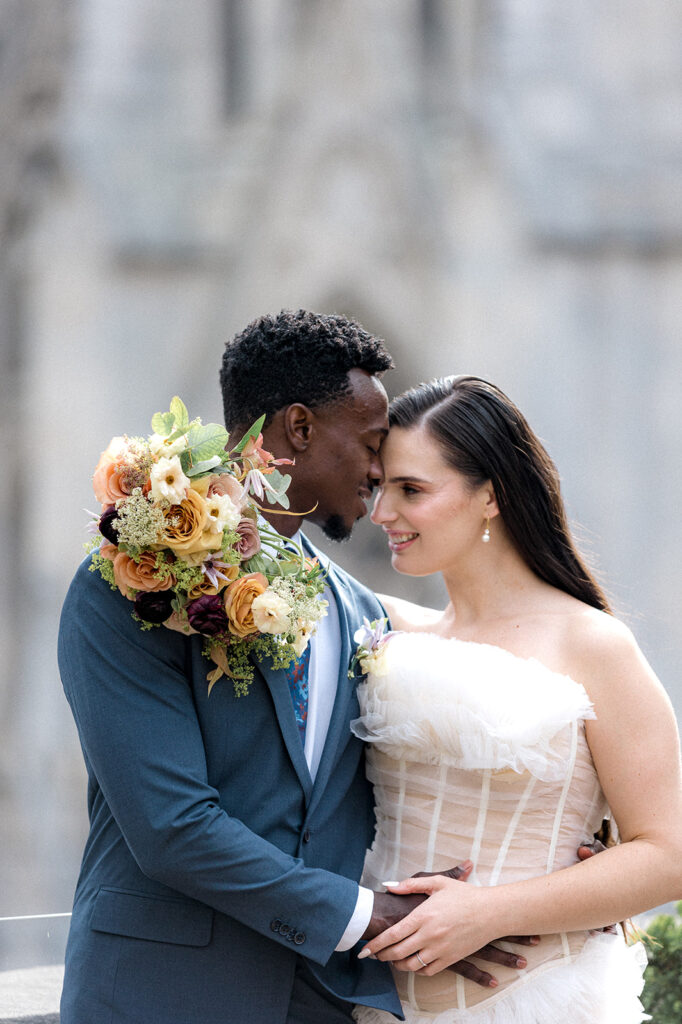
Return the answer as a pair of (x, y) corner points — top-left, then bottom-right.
(516, 957), (527, 968)
(357, 947), (371, 959)
(382, 880), (400, 888)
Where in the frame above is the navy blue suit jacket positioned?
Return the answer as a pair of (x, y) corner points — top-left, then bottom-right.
(58, 536), (402, 1023)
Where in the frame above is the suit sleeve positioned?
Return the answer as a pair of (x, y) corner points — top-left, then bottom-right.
(58, 562), (359, 966)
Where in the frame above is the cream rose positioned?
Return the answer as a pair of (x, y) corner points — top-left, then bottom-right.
(251, 589), (292, 635)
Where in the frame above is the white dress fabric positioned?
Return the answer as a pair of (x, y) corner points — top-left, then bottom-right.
(350, 632), (648, 1024)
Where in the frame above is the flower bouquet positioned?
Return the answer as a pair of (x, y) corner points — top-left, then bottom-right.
(88, 396), (327, 695)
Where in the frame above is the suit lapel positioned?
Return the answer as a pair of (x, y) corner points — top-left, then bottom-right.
(259, 661), (314, 802)
(301, 536), (359, 818)
(255, 533), (361, 809)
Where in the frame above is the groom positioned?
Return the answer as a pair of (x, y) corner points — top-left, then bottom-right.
(59, 309), (526, 1024)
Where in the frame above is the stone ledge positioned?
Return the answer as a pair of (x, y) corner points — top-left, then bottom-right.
(0, 965), (62, 1023)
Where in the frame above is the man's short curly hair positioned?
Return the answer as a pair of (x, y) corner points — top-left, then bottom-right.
(220, 309), (394, 430)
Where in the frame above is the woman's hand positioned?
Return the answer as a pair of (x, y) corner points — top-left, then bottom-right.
(358, 873), (509, 976)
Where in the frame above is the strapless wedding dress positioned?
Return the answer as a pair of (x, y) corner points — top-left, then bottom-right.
(350, 632), (647, 1024)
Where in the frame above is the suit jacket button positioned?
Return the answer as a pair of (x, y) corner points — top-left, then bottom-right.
(302, 829), (311, 843)
(271, 919), (282, 933)
(294, 932), (306, 945)
(279, 922), (291, 937)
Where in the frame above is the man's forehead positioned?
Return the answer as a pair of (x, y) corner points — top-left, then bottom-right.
(344, 369), (389, 418)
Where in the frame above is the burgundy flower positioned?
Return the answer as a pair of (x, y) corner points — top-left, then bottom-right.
(134, 589), (174, 624)
(99, 505), (120, 545)
(235, 518), (261, 561)
(187, 594), (230, 636)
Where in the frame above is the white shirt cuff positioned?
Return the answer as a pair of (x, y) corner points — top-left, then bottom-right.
(335, 885), (374, 951)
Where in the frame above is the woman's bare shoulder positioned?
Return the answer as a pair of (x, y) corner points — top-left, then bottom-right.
(561, 605), (655, 695)
(564, 605), (639, 660)
(376, 593), (444, 632)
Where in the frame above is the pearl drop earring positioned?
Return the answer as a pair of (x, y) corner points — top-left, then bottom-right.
(482, 518), (491, 543)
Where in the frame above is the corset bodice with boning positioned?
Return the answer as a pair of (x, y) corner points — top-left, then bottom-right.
(350, 632), (647, 1024)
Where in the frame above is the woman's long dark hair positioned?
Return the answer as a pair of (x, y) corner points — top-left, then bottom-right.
(389, 375), (610, 613)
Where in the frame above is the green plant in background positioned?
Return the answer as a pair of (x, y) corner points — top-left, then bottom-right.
(641, 902), (682, 1023)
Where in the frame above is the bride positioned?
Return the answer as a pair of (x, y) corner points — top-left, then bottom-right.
(351, 375), (682, 1023)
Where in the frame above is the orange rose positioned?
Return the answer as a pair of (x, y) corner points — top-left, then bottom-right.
(161, 489), (209, 556)
(223, 573), (268, 638)
(112, 551), (174, 599)
(93, 438), (131, 505)
(99, 542), (119, 562)
(93, 437), (151, 504)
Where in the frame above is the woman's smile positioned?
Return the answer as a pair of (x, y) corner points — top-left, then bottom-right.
(384, 529), (419, 552)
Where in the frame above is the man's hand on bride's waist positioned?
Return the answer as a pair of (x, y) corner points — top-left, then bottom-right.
(360, 861), (537, 989)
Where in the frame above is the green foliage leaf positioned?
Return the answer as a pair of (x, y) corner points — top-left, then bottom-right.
(234, 414), (266, 453)
(244, 552), (278, 575)
(169, 396), (190, 430)
(267, 491), (290, 509)
(263, 469), (291, 509)
(641, 905), (682, 1023)
(276, 559), (300, 576)
(164, 425), (190, 443)
(151, 411), (175, 436)
(186, 422), (230, 463)
(186, 455), (223, 477)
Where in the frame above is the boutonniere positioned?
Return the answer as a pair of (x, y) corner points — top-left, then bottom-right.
(348, 617), (397, 679)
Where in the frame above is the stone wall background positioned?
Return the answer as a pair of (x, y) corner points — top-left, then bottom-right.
(0, 0), (680, 968)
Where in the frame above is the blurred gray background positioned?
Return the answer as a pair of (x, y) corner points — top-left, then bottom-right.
(1, 0), (680, 969)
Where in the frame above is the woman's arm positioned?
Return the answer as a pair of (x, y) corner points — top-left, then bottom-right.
(358, 617), (682, 974)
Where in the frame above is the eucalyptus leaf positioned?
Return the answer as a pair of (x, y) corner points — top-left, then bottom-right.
(151, 411), (175, 436)
(266, 489), (290, 509)
(234, 414), (266, 453)
(186, 423), (230, 463)
(267, 469), (291, 494)
(186, 455), (222, 477)
(165, 425), (190, 444)
(170, 396), (190, 430)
